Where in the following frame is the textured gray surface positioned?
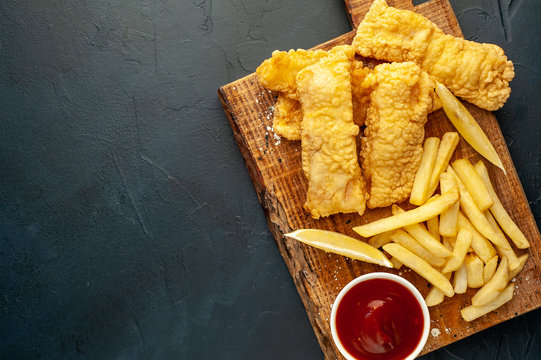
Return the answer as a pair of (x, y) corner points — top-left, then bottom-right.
(0, 0), (539, 359)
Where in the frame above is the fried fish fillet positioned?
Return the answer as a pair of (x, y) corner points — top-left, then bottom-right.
(267, 59), (370, 140)
(296, 49), (367, 218)
(273, 93), (303, 141)
(361, 62), (435, 209)
(352, 0), (514, 111)
(256, 45), (354, 100)
(351, 60), (372, 126)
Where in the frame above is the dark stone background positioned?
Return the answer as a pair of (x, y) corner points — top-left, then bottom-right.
(0, 0), (539, 359)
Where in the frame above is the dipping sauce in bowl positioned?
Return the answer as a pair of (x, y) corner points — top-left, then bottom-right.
(330, 273), (430, 360)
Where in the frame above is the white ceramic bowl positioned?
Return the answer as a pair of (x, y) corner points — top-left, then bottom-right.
(330, 272), (430, 360)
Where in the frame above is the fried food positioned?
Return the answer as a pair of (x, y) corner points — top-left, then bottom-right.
(256, 45), (354, 99)
(353, 185), (458, 237)
(410, 137), (440, 205)
(351, 60), (372, 126)
(296, 48), (367, 218)
(263, 56), (370, 140)
(474, 161), (530, 249)
(461, 283), (515, 322)
(273, 93), (302, 140)
(442, 228), (472, 273)
(383, 243), (454, 297)
(360, 62), (436, 208)
(352, 0), (514, 111)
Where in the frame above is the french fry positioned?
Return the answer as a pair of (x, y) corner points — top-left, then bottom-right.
(426, 272), (452, 307)
(410, 137), (440, 205)
(461, 283), (515, 322)
(390, 256), (403, 269)
(474, 161), (530, 249)
(426, 132), (460, 199)
(392, 205), (451, 258)
(508, 254), (528, 280)
(483, 256), (499, 283)
(427, 216), (440, 243)
(448, 166), (512, 251)
(383, 243), (454, 297)
(390, 229), (446, 268)
(442, 236), (455, 251)
(352, 186), (459, 237)
(452, 159), (493, 211)
(465, 254), (485, 288)
(454, 263), (468, 294)
(457, 212), (497, 263)
(368, 230), (396, 249)
(442, 228), (472, 273)
(484, 211), (520, 271)
(439, 172), (459, 236)
(471, 256), (508, 306)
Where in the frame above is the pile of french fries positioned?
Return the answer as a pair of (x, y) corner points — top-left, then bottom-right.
(353, 132), (530, 322)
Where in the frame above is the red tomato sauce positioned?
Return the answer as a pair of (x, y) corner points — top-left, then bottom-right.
(335, 278), (424, 360)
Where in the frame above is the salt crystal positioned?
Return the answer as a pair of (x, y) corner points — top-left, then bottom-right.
(431, 328), (441, 337)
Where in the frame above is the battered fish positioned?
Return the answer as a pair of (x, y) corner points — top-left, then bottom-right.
(361, 62), (435, 209)
(267, 59), (371, 141)
(256, 45), (354, 100)
(296, 48), (367, 218)
(352, 0), (514, 111)
(273, 93), (302, 141)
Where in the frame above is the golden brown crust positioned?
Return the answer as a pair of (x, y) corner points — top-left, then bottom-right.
(361, 62), (434, 208)
(352, 0), (514, 111)
(296, 49), (367, 218)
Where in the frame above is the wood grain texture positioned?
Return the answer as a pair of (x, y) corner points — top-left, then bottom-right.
(218, 0), (541, 358)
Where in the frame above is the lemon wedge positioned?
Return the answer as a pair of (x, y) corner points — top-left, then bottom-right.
(435, 82), (505, 174)
(284, 229), (393, 268)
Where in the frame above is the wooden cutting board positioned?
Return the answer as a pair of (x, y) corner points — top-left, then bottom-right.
(218, 0), (541, 358)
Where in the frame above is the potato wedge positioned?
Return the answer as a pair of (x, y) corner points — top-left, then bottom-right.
(439, 172), (459, 237)
(426, 132), (460, 199)
(457, 212), (497, 263)
(392, 205), (451, 258)
(353, 186), (459, 237)
(442, 228), (472, 273)
(383, 243), (454, 297)
(411, 137), (440, 205)
(471, 256), (508, 306)
(474, 161), (530, 249)
(465, 254), (485, 288)
(454, 263), (468, 294)
(452, 159), (493, 211)
(461, 283), (515, 322)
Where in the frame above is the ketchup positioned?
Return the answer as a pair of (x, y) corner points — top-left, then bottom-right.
(335, 278), (424, 360)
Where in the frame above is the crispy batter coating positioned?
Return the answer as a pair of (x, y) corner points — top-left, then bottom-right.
(273, 93), (302, 140)
(361, 62), (435, 209)
(352, 0), (514, 111)
(351, 60), (372, 126)
(270, 60), (371, 141)
(296, 49), (367, 218)
(256, 45), (354, 100)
